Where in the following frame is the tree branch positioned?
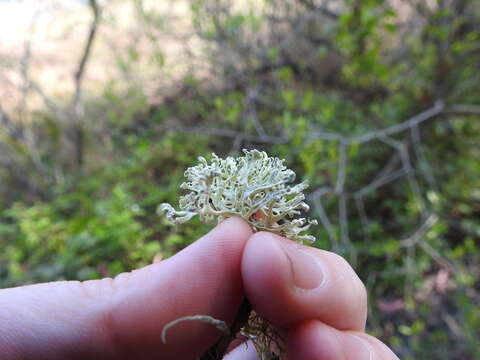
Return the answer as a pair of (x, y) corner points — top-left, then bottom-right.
(72, 0), (101, 113)
(0, 105), (23, 140)
(71, 0), (101, 170)
(297, 0), (339, 19)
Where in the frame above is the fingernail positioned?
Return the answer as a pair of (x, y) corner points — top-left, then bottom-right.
(344, 334), (374, 360)
(277, 238), (325, 290)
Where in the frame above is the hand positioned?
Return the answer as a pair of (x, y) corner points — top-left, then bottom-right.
(0, 217), (399, 359)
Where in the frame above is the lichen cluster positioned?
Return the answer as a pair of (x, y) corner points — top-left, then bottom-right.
(159, 149), (317, 243)
(159, 149), (317, 359)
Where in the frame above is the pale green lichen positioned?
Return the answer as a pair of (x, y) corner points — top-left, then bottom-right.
(159, 149), (312, 359)
(159, 149), (317, 243)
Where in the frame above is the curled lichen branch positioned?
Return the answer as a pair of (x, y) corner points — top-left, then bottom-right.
(161, 315), (230, 344)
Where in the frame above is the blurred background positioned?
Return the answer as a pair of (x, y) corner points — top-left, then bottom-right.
(0, 0), (479, 358)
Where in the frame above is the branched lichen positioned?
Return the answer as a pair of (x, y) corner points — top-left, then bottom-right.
(158, 149), (317, 359)
(159, 149), (317, 243)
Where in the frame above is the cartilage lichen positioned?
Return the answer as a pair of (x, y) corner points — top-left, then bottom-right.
(159, 149), (317, 243)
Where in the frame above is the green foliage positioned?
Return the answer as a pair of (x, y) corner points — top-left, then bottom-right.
(0, 185), (150, 285)
(0, 0), (479, 358)
(0, 128), (212, 287)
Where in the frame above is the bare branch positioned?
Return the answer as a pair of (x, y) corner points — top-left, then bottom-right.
(72, 0), (101, 113)
(373, 152), (401, 183)
(418, 240), (455, 270)
(400, 213), (455, 269)
(308, 186), (333, 200)
(411, 124), (438, 191)
(297, 0), (339, 19)
(28, 80), (65, 120)
(354, 195), (371, 243)
(339, 193), (357, 264)
(232, 135), (244, 153)
(400, 213), (439, 247)
(0, 106), (23, 139)
(355, 168), (407, 198)
(19, 38), (33, 120)
(306, 126), (345, 142)
(379, 136), (426, 215)
(348, 101), (445, 145)
(311, 195), (338, 248)
(166, 124), (289, 144)
(307, 101), (445, 145)
(339, 193), (350, 246)
(335, 141), (347, 194)
(450, 104), (480, 115)
(245, 86), (267, 138)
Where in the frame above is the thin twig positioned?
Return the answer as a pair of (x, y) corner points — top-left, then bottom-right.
(19, 38), (33, 121)
(28, 80), (65, 120)
(379, 136), (426, 215)
(347, 101), (445, 145)
(354, 168), (407, 198)
(0, 106), (22, 139)
(450, 104), (480, 115)
(297, 0), (339, 19)
(354, 195), (371, 243)
(245, 86), (267, 138)
(167, 124), (289, 144)
(72, 0), (101, 113)
(311, 195), (338, 248)
(339, 193), (350, 246)
(401, 213), (453, 270)
(411, 124), (438, 191)
(373, 152), (401, 182)
(307, 101), (445, 145)
(335, 141), (347, 194)
(400, 213), (438, 247)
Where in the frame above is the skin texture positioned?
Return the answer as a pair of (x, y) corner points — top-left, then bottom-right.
(0, 217), (399, 360)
